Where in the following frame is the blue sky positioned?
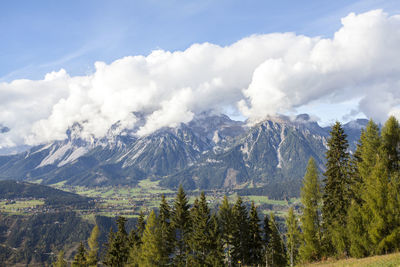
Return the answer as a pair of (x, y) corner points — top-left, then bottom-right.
(1, 0), (400, 147)
(2, 0), (399, 81)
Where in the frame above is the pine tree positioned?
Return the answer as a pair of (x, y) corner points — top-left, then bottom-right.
(248, 201), (263, 266)
(299, 158), (322, 262)
(171, 185), (191, 266)
(72, 241), (87, 267)
(267, 213), (287, 267)
(86, 224), (99, 267)
(188, 192), (211, 266)
(322, 121), (350, 256)
(54, 250), (67, 267)
(218, 195), (234, 265)
(231, 196), (250, 265)
(205, 213), (225, 266)
(286, 207), (300, 267)
(158, 194), (173, 266)
(138, 210), (162, 266)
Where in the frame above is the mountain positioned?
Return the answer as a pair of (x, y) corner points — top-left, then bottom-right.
(0, 113), (367, 196)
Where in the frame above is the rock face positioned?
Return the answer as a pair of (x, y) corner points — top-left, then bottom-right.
(0, 113), (367, 191)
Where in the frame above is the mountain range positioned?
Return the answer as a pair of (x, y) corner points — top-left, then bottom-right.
(0, 113), (368, 196)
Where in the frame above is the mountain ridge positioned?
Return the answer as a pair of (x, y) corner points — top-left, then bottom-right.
(0, 113), (367, 195)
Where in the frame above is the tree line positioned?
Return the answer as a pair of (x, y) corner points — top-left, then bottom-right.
(54, 116), (400, 266)
(55, 188), (287, 267)
(294, 116), (400, 265)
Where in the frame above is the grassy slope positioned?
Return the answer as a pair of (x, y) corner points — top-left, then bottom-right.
(299, 252), (400, 267)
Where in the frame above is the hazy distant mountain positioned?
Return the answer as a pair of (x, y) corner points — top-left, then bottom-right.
(0, 113), (367, 194)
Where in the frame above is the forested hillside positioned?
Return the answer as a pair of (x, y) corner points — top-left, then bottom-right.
(56, 116), (400, 267)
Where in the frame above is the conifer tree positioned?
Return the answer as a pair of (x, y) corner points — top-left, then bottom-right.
(158, 194), (173, 266)
(205, 214), (225, 267)
(364, 153), (391, 253)
(381, 116), (400, 172)
(103, 227), (115, 266)
(86, 224), (99, 267)
(322, 121), (350, 256)
(357, 120), (381, 182)
(104, 217), (129, 267)
(138, 210), (162, 266)
(126, 229), (140, 267)
(248, 201), (263, 266)
(347, 120), (380, 257)
(72, 241), (87, 267)
(380, 117), (400, 251)
(299, 158), (322, 262)
(231, 196), (250, 265)
(136, 211), (146, 242)
(347, 199), (368, 258)
(171, 185), (191, 266)
(263, 214), (272, 265)
(286, 207), (300, 267)
(218, 195), (234, 265)
(267, 213), (287, 267)
(54, 250), (67, 267)
(188, 192), (211, 266)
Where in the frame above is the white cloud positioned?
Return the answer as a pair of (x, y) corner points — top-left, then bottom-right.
(1, 9), (400, 148)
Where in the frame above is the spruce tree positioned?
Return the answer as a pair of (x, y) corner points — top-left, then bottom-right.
(72, 241), (87, 267)
(322, 121), (350, 256)
(104, 217), (129, 267)
(136, 211), (146, 242)
(86, 224), (99, 267)
(299, 158), (322, 262)
(103, 227), (115, 266)
(263, 214), (272, 265)
(54, 250), (67, 267)
(127, 228), (140, 267)
(267, 213), (287, 267)
(188, 192), (211, 266)
(286, 207), (300, 267)
(248, 201), (263, 266)
(218, 195), (234, 265)
(158, 194), (173, 266)
(231, 196), (250, 265)
(138, 210), (162, 266)
(205, 214), (225, 267)
(171, 185), (191, 266)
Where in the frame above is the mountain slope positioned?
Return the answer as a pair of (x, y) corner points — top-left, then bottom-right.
(0, 114), (367, 194)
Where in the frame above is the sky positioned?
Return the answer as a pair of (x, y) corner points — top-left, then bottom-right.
(1, 0), (400, 148)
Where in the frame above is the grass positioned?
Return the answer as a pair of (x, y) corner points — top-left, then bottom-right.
(47, 180), (297, 218)
(299, 252), (400, 267)
(245, 195), (288, 206)
(0, 200), (45, 214)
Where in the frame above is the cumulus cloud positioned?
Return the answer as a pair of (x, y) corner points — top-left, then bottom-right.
(240, 10), (400, 123)
(1, 9), (400, 148)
